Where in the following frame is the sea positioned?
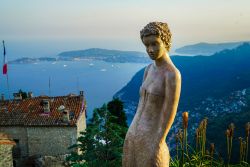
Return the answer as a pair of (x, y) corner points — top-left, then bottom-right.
(0, 60), (148, 119)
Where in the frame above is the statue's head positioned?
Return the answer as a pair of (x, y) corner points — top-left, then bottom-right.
(140, 22), (172, 52)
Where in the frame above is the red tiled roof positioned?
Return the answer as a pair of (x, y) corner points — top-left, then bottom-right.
(0, 95), (86, 126)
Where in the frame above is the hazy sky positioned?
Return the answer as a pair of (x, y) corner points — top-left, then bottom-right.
(0, 0), (250, 57)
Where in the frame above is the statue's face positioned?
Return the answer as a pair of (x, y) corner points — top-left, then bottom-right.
(142, 35), (166, 60)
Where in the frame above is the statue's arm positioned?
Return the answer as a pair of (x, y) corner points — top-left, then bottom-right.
(161, 70), (181, 139)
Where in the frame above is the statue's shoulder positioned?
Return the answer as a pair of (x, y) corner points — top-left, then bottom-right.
(143, 64), (153, 81)
(145, 63), (153, 72)
(144, 63), (153, 75)
(165, 66), (181, 83)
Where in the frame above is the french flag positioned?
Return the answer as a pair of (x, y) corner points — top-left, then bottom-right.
(2, 40), (7, 75)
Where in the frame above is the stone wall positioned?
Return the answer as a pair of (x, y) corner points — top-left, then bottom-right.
(27, 126), (77, 156)
(0, 126), (77, 158)
(0, 127), (28, 158)
(0, 133), (15, 167)
(0, 144), (14, 167)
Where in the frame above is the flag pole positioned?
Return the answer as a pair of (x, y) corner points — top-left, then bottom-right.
(49, 76), (51, 97)
(6, 73), (10, 99)
(2, 40), (10, 99)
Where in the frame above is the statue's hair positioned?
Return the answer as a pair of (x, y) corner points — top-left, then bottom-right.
(140, 22), (172, 51)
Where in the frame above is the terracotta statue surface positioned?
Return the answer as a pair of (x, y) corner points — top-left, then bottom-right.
(122, 22), (181, 167)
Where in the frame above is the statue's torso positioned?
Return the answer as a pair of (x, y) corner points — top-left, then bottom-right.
(128, 63), (173, 139)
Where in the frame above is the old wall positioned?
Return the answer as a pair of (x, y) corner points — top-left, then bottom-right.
(0, 127), (28, 158)
(0, 144), (15, 167)
(27, 126), (77, 156)
(0, 126), (77, 158)
(0, 133), (15, 167)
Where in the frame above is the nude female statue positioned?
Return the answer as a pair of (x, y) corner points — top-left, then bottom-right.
(122, 22), (181, 167)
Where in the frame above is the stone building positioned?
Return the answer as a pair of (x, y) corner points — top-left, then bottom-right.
(0, 92), (87, 167)
(0, 133), (16, 167)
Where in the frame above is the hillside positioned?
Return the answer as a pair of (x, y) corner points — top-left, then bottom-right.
(8, 57), (57, 64)
(175, 41), (250, 55)
(206, 97), (250, 163)
(8, 48), (150, 64)
(58, 48), (149, 63)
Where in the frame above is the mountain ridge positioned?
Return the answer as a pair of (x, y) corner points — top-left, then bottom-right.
(57, 48), (149, 63)
(175, 41), (250, 55)
(8, 48), (150, 64)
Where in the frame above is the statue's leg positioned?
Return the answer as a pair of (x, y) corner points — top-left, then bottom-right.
(122, 137), (136, 167)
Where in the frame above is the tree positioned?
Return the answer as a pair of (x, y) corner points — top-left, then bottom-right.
(107, 98), (128, 128)
(107, 98), (128, 138)
(67, 99), (128, 167)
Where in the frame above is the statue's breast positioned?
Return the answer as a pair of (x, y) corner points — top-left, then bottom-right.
(141, 74), (165, 97)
